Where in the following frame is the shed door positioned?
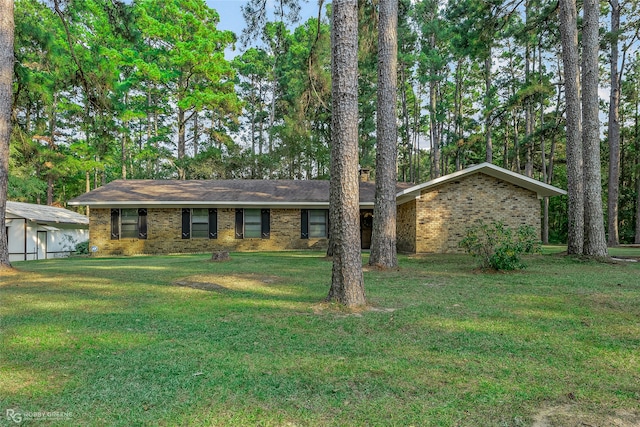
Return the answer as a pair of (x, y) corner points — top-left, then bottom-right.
(37, 231), (47, 260)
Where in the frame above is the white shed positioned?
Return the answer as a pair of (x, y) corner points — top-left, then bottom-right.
(5, 201), (89, 262)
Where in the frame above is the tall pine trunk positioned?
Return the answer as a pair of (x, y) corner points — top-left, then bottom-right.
(177, 106), (186, 180)
(607, 0), (621, 247)
(327, 0), (366, 307)
(484, 53), (493, 164)
(369, 0), (398, 269)
(0, 0), (13, 268)
(582, 0), (608, 257)
(634, 101), (640, 244)
(558, 0), (584, 255)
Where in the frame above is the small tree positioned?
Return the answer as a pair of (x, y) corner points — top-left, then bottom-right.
(459, 221), (541, 271)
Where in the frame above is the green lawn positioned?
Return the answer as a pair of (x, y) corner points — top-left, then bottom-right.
(1, 251), (639, 426)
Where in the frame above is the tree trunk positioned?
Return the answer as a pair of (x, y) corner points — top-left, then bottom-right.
(47, 93), (57, 205)
(485, 52), (493, 163)
(326, 0), (366, 307)
(177, 106), (186, 180)
(581, 0), (608, 257)
(635, 150), (640, 244)
(558, 0), (584, 255)
(0, 0), (14, 268)
(193, 111), (199, 157)
(369, 0), (398, 269)
(429, 75), (440, 178)
(607, 0), (621, 247)
(85, 170), (90, 218)
(633, 100), (640, 244)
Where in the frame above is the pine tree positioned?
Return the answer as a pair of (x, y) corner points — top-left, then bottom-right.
(327, 0), (366, 307)
(0, 0), (14, 269)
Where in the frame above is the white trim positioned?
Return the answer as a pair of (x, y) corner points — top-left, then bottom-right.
(68, 200), (375, 209)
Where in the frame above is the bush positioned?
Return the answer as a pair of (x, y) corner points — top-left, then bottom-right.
(74, 240), (90, 255)
(459, 221), (541, 271)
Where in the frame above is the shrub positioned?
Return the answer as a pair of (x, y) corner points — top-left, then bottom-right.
(74, 240), (90, 255)
(459, 221), (541, 271)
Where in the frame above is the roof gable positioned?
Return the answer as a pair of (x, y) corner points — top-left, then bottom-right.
(396, 163), (566, 204)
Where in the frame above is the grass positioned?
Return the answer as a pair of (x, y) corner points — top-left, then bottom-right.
(1, 250), (639, 426)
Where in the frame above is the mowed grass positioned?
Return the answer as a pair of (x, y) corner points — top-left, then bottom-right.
(1, 250), (639, 426)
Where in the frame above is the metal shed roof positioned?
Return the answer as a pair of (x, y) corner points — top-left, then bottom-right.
(6, 201), (89, 225)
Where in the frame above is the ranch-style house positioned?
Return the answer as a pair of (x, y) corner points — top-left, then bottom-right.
(68, 162), (566, 256)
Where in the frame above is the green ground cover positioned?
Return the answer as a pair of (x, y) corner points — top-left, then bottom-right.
(1, 250), (639, 426)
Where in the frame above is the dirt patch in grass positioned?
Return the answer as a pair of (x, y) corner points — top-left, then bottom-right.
(173, 273), (284, 293)
(531, 405), (640, 427)
(0, 266), (17, 276)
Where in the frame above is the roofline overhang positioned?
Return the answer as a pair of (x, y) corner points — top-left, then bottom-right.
(68, 200), (376, 209)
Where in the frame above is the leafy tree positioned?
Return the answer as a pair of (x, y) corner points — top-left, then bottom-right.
(135, 0), (240, 179)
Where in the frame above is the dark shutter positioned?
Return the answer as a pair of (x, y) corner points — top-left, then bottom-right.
(138, 208), (148, 239)
(208, 208), (217, 239)
(110, 209), (120, 240)
(235, 209), (243, 239)
(261, 209), (270, 239)
(301, 209), (309, 239)
(327, 211), (330, 238)
(182, 208), (191, 239)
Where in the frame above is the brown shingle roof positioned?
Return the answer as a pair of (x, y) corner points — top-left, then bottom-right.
(68, 180), (412, 208)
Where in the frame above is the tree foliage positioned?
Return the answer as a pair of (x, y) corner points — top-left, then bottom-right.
(5, 0), (640, 246)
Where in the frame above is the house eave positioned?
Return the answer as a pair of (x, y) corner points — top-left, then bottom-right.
(68, 200), (376, 209)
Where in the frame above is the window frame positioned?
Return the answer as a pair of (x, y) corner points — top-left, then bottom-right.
(301, 209), (329, 239)
(111, 208), (147, 240)
(182, 208), (218, 239)
(235, 208), (270, 239)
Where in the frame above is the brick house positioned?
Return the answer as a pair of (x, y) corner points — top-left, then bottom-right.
(68, 163), (565, 256)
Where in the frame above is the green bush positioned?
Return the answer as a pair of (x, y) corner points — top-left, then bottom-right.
(74, 240), (90, 255)
(459, 221), (541, 271)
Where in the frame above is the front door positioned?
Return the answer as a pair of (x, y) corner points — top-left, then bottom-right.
(360, 210), (373, 250)
(37, 231), (47, 260)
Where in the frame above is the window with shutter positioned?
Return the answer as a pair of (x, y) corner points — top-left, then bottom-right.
(236, 208), (269, 239)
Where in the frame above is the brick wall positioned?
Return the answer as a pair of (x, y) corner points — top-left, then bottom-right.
(408, 172), (541, 253)
(397, 199), (416, 253)
(89, 208), (328, 256)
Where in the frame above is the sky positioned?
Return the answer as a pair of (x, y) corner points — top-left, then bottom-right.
(207, 0), (322, 57)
